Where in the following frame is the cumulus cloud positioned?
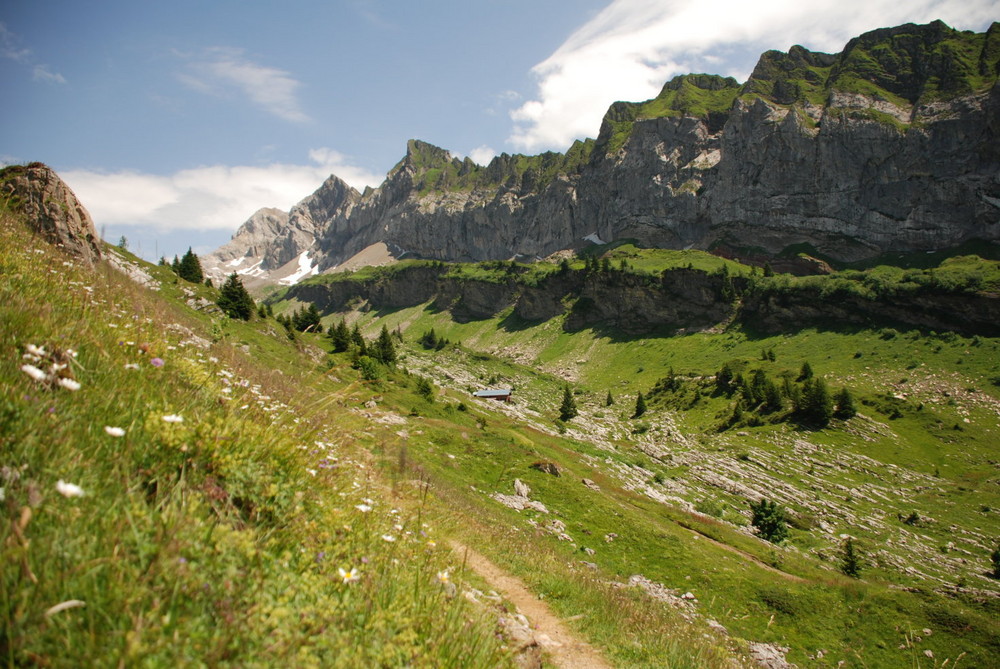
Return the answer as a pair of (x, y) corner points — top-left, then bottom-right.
(61, 149), (383, 233)
(509, 0), (998, 152)
(468, 145), (497, 166)
(178, 47), (309, 122)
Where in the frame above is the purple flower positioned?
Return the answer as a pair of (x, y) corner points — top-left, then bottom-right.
(150, 358), (164, 368)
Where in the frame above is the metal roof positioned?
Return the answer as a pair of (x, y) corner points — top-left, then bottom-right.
(473, 389), (512, 397)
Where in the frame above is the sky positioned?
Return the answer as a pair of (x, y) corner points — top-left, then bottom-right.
(1, 0), (996, 262)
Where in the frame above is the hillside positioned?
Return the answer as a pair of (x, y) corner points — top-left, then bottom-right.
(5, 163), (1000, 667)
(205, 20), (1000, 286)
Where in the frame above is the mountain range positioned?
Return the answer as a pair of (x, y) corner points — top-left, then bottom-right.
(203, 20), (1000, 287)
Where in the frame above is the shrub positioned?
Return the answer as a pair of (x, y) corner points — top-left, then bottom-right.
(749, 498), (788, 544)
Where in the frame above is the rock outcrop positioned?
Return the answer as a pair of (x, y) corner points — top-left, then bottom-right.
(209, 21), (1000, 282)
(0, 163), (102, 264)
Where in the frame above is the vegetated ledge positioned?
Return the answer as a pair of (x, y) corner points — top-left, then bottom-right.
(275, 256), (1000, 338)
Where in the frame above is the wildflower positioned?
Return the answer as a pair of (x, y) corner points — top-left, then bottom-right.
(20, 364), (47, 382)
(338, 567), (360, 584)
(381, 534), (396, 543)
(104, 426), (126, 437)
(56, 480), (85, 498)
(124, 363), (140, 370)
(57, 378), (81, 391)
(427, 540), (437, 548)
(162, 414), (184, 423)
(436, 570), (450, 584)
(355, 503), (372, 513)
(150, 358), (164, 368)
(25, 344), (47, 357)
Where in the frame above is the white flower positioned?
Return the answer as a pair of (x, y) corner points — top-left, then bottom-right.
(381, 534), (396, 543)
(56, 480), (85, 498)
(355, 504), (372, 513)
(25, 344), (47, 357)
(124, 363), (140, 370)
(436, 570), (450, 584)
(338, 567), (360, 584)
(104, 426), (126, 437)
(162, 414), (184, 423)
(57, 378), (81, 391)
(21, 364), (47, 382)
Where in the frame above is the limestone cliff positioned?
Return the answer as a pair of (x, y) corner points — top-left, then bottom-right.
(0, 162), (102, 264)
(210, 21), (1000, 281)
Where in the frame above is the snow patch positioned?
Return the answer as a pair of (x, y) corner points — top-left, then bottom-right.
(236, 259), (265, 278)
(278, 251), (318, 285)
(583, 233), (606, 245)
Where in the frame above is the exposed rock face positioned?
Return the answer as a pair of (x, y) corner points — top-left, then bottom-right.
(210, 21), (1000, 279)
(0, 163), (102, 264)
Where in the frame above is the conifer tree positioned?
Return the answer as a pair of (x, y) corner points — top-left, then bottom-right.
(330, 319), (351, 353)
(171, 255), (181, 274)
(633, 391), (647, 418)
(833, 387), (858, 419)
(991, 543), (1000, 579)
(177, 247), (204, 283)
(373, 324), (397, 365)
(749, 498), (788, 543)
(350, 323), (367, 356)
(217, 273), (254, 320)
(841, 537), (863, 577)
(798, 361), (814, 381)
(797, 377), (833, 426)
(605, 390), (614, 406)
(559, 384), (578, 421)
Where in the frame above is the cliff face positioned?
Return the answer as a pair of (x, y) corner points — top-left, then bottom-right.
(210, 21), (1000, 282)
(0, 163), (102, 264)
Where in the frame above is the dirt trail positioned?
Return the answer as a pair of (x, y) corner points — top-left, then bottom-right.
(450, 540), (614, 669)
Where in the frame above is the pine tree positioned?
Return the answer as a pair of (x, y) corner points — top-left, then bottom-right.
(217, 273), (254, 320)
(633, 391), (647, 418)
(991, 543), (1000, 579)
(171, 255), (181, 274)
(330, 319), (351, 353)
(842, 538), (862, 577)
(559, 385), (578, 421)
(350, 324), (367, 356)
(605, 390), (614, 406)
(420, 328), (438, 350)
(797, 377), (833, 426)
(833, 387), (857, 419)
(798, 361), (814, 381)
(177, 247), (204, 283)
(749, 498), (788, 543)
(372, 325), (397, 365)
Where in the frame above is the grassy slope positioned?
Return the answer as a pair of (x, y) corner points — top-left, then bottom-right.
(0, 212), (510, 668)
(278, 249), (1000, 668)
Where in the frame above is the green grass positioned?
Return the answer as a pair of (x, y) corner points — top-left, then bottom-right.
(0, 210), (511, 667)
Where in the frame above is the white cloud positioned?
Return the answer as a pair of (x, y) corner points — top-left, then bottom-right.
(509, 0), (999, 152)
(61, 150), (383, 233)
(178, 47), (309, 123)
(468, 145), (497, 166)
(1, 22), (66, 84)
(33, 64), (67, 84)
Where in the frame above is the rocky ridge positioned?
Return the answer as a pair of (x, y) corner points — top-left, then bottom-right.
(205, 21), (1000, 284)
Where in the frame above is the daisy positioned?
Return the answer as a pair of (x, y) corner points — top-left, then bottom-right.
(57, 378), (81, 391)
(104, 426), (126, 437)
(124, 363), (140, 370)
(20, 364), (47, 382)
(25, 344), (46, 358)
(381, 534), (396, 543)
(355, 504), (372, 513)
(162, 414), (184, 423)
(338, 567), (360, 584)
(436, 570), (450, 584)
(56, 480), (85, 498)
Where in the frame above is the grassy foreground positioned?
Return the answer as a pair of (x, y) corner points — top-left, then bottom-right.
(0, 211), (510, 667)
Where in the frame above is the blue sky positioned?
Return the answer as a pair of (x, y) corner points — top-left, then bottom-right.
(1, 0), (995, 262)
